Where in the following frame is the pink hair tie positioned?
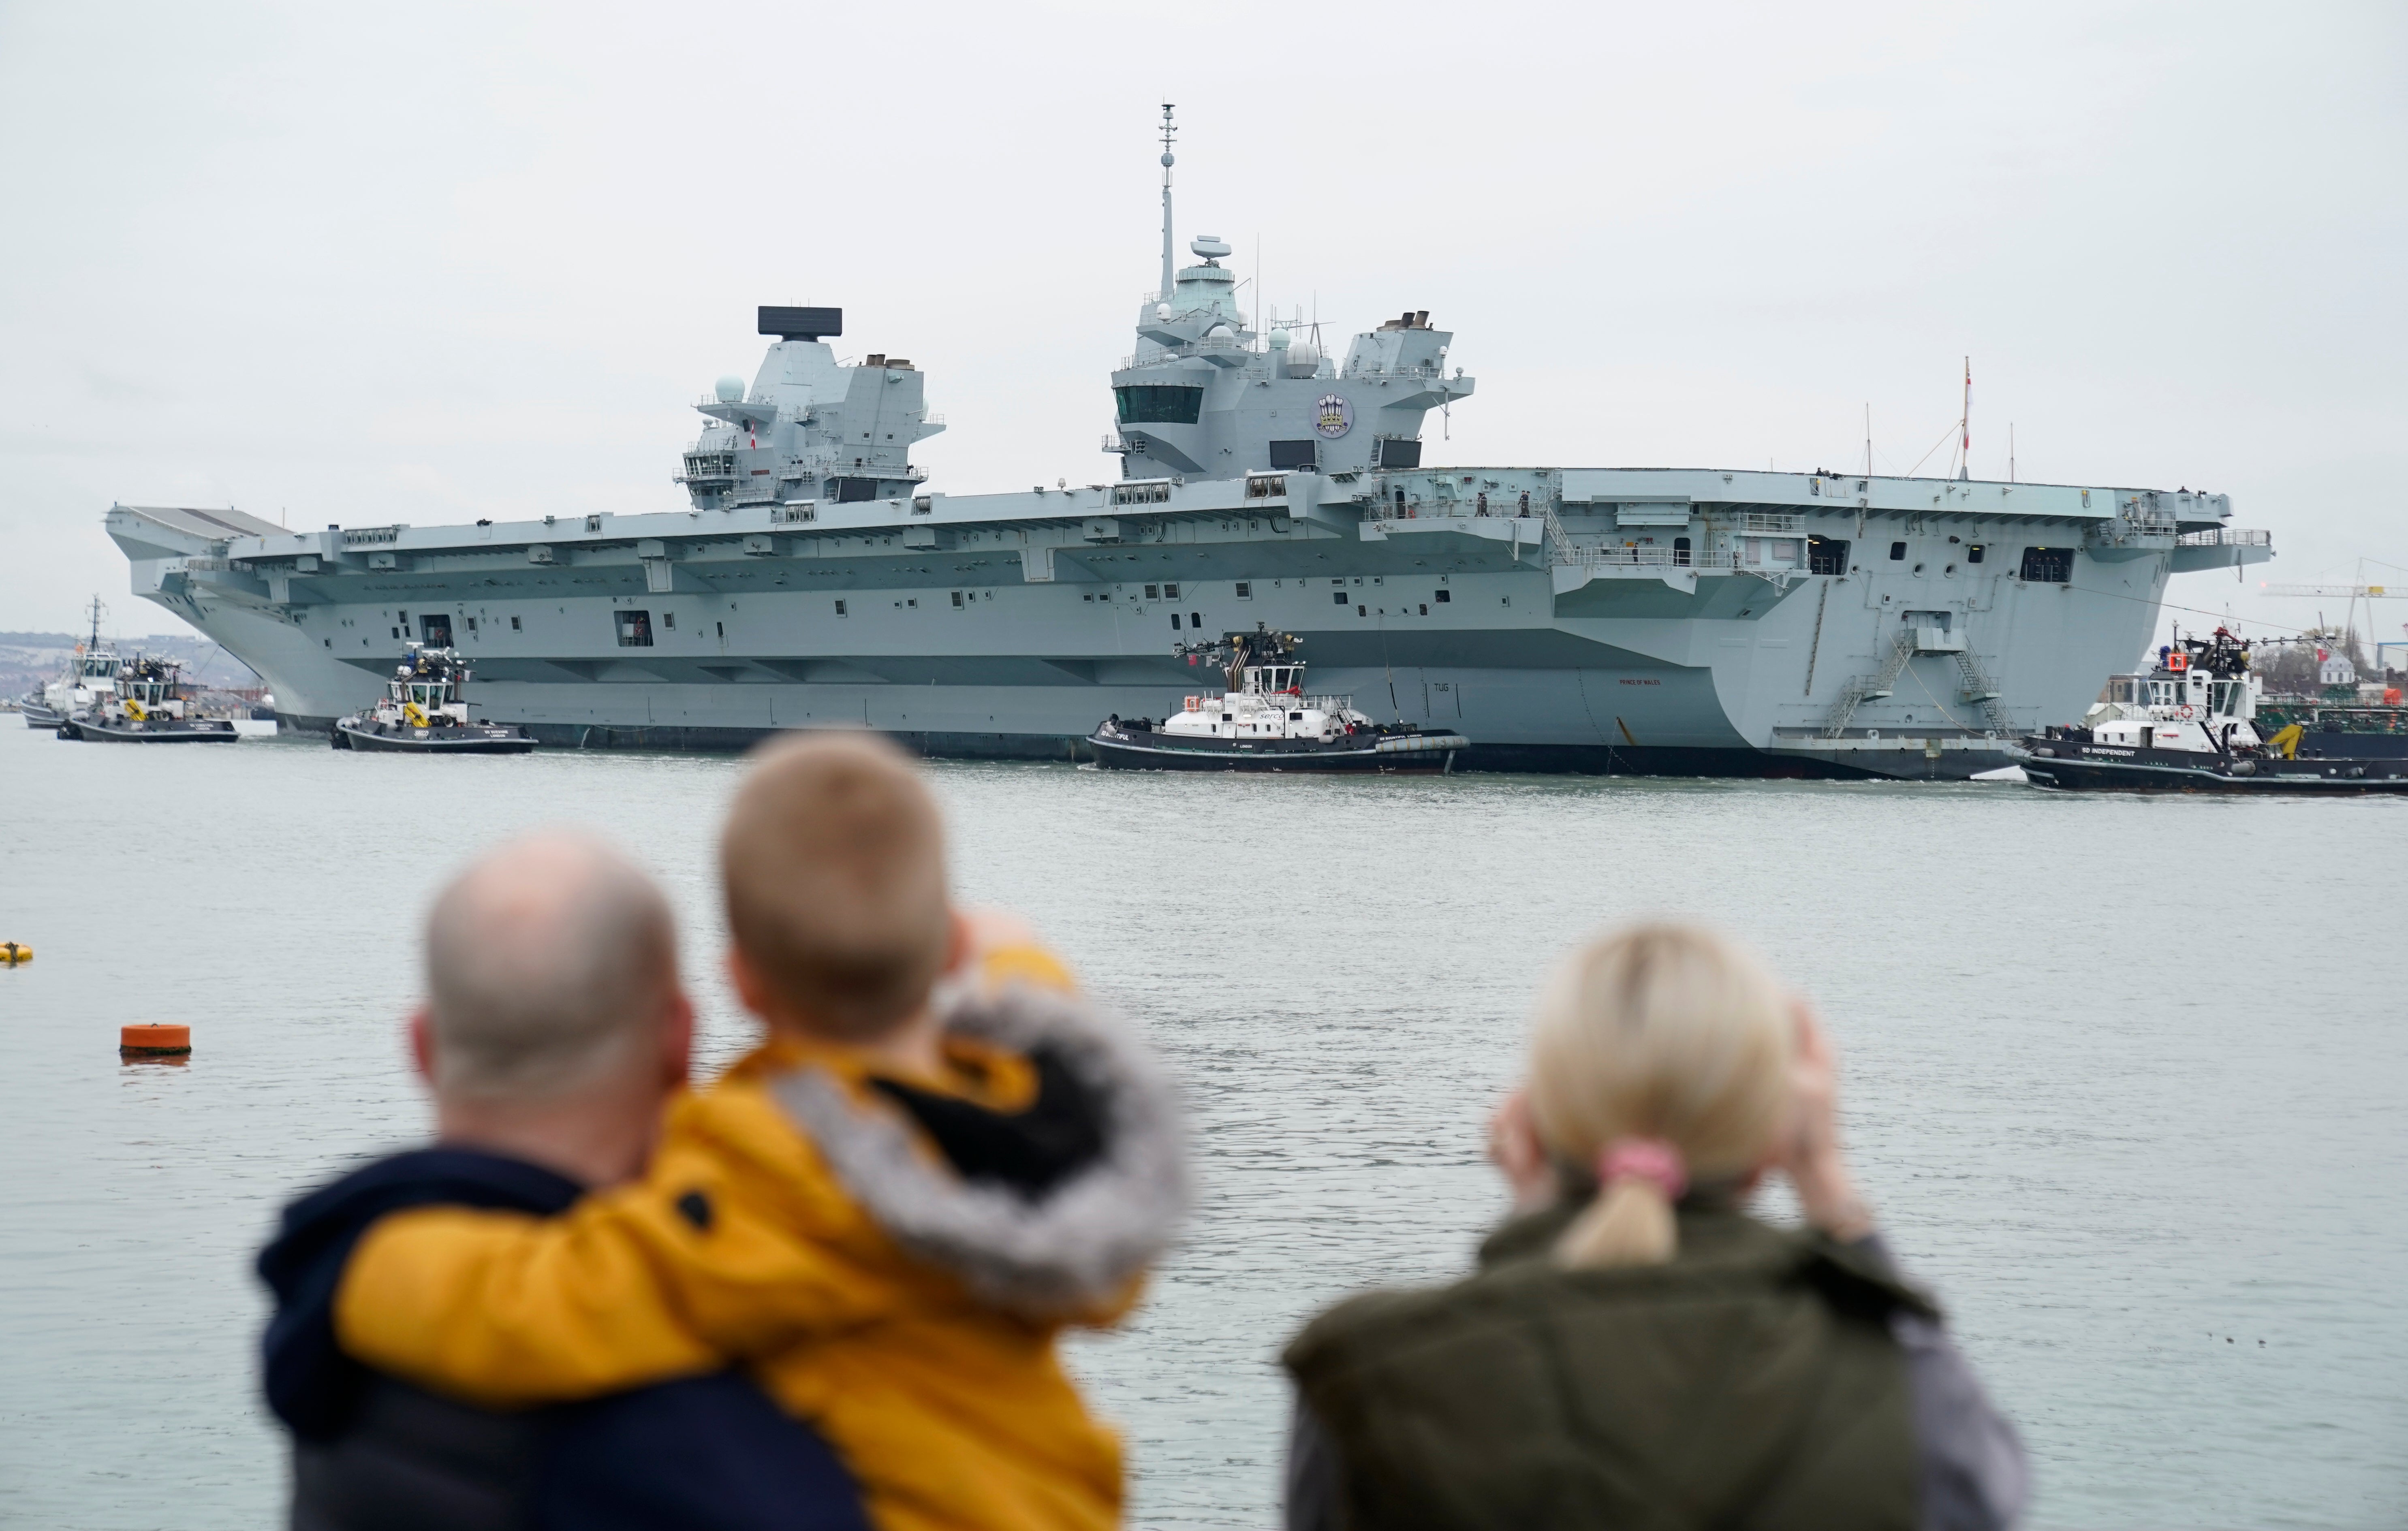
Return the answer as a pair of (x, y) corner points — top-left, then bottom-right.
(1596, 1138), (1687, 1202)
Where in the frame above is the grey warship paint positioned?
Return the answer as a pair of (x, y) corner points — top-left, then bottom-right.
(106, 115), (2271, 780)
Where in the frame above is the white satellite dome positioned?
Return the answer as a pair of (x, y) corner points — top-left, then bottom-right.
(1267, 328), (1292, 350)
(1205, 323), (1234, 341)
(714, 375), (746, 404)
(1284, 336), (1321, 377)
(1154, 302), (1173, 322)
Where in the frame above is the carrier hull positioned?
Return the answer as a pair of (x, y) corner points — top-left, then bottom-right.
(109, 473), (2268, 782)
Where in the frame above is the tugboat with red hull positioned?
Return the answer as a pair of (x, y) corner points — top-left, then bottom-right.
(2022, 629), (2408, 794)
(1088, 627), (1467, 773)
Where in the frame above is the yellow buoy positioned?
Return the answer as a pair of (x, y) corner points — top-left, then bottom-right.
(0, 942), (30, 966)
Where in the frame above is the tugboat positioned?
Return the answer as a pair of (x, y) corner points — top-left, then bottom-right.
(57, 653), (239, 743)
(333, 645), (537, 754)
(1088, 626), (1468, 772)
(22, 597), (123, 728)
(2021, 628), (2408, 793)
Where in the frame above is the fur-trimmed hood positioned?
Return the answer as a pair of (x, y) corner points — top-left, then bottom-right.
(768, 981), (1189, 1319)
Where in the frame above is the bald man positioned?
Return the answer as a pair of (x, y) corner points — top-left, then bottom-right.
(256, 831), (868, 1531)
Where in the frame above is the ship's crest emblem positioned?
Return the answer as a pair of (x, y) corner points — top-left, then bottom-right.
(1314, 394), (1352, 440)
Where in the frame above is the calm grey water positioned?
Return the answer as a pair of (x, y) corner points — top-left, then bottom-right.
(1, 718), (2402, 1529)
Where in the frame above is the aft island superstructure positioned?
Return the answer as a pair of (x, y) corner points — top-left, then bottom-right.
(105, 113), (2272, 779)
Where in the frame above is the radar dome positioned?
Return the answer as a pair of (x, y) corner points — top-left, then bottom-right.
(1268, 328), (1291, 350)
(1205, 323), (1234, 340)
(1189, 234), (1231, 260)
(714, 376), (746, 404)
(1155, 302), (1173, 322)
(1284, 337), (1320, 377)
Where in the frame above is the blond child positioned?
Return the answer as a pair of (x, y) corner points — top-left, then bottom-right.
(337, 734), (1188, 1531)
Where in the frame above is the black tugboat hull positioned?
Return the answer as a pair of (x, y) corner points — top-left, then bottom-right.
(58, 717), (239, 743)
(1087, 730), (1468, 773)
(2021, 739), (2408, 794)
(334, 720), (538, 754)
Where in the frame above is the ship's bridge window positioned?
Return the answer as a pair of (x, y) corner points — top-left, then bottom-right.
(2107, 677), (2140, 705)
(2149, 681), (2178, 707)
(1114, 386), (1204, 425)
(2020, 547), (2074, 583)
(2210, 680), (2245, 716)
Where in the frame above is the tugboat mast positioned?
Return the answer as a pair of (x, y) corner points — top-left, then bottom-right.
(1158, 103), (1177, 303)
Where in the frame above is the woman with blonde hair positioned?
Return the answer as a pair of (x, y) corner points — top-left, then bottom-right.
(1282, 922), (2026, 1531)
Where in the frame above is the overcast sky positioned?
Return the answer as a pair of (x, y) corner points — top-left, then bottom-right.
(3, 1), (2402, 647)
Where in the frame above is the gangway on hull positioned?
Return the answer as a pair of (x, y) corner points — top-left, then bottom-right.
(1825, 626), (2014, 739)
(1823, 630), (1917, 737)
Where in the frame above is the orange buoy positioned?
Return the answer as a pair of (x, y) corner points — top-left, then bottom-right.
(0, 941), (29, 965)
(120, 1024), (191, 1057)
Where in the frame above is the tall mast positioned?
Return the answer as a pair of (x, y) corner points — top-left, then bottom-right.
(1158, 104), (1178, 302)
(1958, 357), (1972, 481)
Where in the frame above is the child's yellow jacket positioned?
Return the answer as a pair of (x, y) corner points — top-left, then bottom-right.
(338, 964), (1187, 1531)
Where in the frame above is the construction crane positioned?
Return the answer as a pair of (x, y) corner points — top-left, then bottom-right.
(2259, 564), (2408, 673)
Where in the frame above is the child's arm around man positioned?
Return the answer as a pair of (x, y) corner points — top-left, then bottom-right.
(339, 735), (1188, 1531)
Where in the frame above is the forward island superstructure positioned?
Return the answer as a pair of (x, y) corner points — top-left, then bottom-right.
(105, 113), (2272, 779)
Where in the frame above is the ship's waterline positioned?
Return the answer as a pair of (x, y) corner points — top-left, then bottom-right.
(104, 117), (2270, 777)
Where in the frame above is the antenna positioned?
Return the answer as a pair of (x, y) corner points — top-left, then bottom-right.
(1158, 105), (1178, 303)
(1864, 403), (1872, 479)
(1958, 357), (1971, 481)
(2009, 421), (2015, 484)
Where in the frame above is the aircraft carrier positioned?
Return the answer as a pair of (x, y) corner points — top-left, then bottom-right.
(105, 112), (2273, 779)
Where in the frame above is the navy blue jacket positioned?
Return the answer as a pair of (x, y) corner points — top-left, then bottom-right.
(258, 1147), (870, 1531)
